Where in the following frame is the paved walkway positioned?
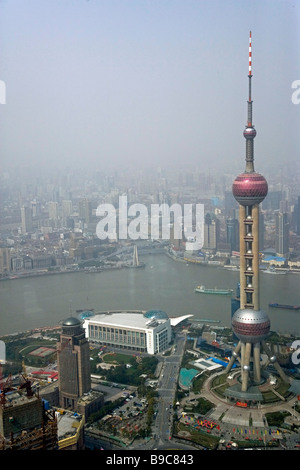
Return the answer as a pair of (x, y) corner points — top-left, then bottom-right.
(180, 370), (300, 429)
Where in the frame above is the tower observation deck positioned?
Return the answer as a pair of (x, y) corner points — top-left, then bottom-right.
(225, 32), (289, 395)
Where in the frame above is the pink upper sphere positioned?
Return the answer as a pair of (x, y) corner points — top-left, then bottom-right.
(232, 172), (268, 206)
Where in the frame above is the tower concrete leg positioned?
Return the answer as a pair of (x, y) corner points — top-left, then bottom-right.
(240, 342), (245, 384)
(241, 342), (251, 392)
(262, 341), (289, 383)
(253, 342), (261, 383)
(225, 341), (241, 373)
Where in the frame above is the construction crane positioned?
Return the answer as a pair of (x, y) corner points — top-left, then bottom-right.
(0, 363), (14, 406)
(18, 374), (34, 398)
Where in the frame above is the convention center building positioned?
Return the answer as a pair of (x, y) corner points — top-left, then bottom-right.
(83, 309), (189, 355)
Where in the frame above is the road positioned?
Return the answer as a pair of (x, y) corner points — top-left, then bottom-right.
(134, 333), (196, 451)
(86, 332), (195, 451)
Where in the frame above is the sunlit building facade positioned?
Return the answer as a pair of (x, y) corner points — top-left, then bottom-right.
(83, 310), (172, 355)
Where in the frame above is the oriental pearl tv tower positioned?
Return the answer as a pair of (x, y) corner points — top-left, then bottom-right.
(225, 32), (288, 395)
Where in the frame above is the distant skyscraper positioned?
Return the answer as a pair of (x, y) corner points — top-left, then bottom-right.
(62, 199), (73, 225)
(224, 190), (238, 216)
(226, 32), (288, 395)
(275, 211), (289, 258)
(79, 198), (92, 224)
(203, 213), (218, 251)
(296, 196), (300, 236)
(0, 247), (11, 275)
(48, 201), (59, 224)
(226, 217), (239, 253)
(21, 206), (33, 234)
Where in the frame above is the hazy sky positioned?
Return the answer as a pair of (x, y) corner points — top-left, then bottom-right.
(0, 0), (299, 175)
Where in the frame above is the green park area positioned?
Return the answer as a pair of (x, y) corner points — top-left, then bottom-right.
(89, 349), (158, 387)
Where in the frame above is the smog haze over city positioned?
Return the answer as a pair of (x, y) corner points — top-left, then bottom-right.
(0, 0), (299, 176)
(1, 2), (300, 453)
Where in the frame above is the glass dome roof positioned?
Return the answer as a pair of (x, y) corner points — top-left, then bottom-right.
(62, 316), (82, 326)
(144, 309), (168, 320)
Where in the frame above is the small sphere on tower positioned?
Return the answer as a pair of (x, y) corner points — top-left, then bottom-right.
(243, 127), (257, 139)
(232, 172), (268, 206)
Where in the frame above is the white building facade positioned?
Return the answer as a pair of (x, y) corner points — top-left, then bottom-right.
(83, 310), (172, 355)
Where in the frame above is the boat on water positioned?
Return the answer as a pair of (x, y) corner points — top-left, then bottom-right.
(196, 319), (221, 323)
(195, 285), (233, 295)
(269, 303), (300, 311)
(262, 267), (286, 275)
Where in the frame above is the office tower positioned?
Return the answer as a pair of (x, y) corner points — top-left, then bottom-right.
(62, 199), (73, 220)
(31, 200), (41, 217)
(275, 211), (289, 258)
(21, 206), (33, 234)
(79, 198), (92, 224)
(0, 248), (11, 275)
(262, 190), (282, 211)
(226, 217), (239, 253)
(224, 190), (238, 216)
(203, 213), (218, 251)
(48, 201), (59, 220)
(57, 317), (91, 411)
(296, 196), (300, 236)
(225, 32), (288, 394)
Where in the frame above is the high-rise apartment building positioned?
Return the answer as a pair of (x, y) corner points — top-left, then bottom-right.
(21, 206), (33, 234)
(296, 196), (300, 236)
(79, 198), (92, 224)
(203, 213), (218, 251)
(0, 248), (11, 275)
(57, 317), (91, 411)
(226, 217), (239, 253)
(57, 317), (103, 419)
(275, 211), (289, 258)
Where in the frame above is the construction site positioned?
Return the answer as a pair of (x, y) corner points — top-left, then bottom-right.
(0, 317), (104, 450)
(0, 369), (58, 450)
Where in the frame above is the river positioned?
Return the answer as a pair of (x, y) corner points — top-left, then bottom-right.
(0, 254), (299, 336)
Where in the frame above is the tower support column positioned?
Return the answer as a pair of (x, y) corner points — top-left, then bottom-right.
(253, 342), (261, 383)
(225, 341), (241, 373)
(239, 205), (247, 308)
(241, 342), (251, 392)
(252, 205), (260, 309)
(262, 340), (289, 384)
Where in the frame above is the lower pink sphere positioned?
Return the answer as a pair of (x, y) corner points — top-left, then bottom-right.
(232, 308), (270, 343)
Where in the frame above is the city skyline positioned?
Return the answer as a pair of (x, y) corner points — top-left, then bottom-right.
(0, 0), (299, 174)
(0, 3), (299, 452)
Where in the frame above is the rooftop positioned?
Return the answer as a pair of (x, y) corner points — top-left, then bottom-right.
(83, 311), (169, 330)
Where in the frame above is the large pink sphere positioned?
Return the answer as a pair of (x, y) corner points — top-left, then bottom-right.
(232, 172), (268, 206)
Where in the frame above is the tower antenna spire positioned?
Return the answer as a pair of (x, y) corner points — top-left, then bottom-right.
(244, 30), (255, 171)
(248, 30), (252, 78)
